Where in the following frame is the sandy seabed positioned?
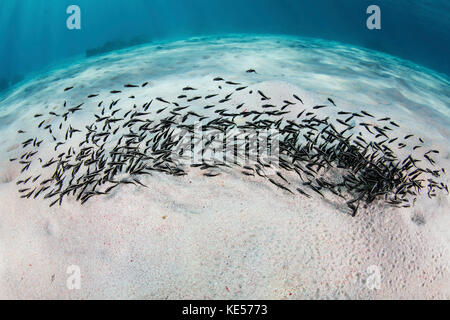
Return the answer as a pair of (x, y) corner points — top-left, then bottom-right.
(0, 35), (449, 299)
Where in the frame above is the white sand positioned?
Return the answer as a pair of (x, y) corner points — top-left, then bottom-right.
(0, 35), (448, 299)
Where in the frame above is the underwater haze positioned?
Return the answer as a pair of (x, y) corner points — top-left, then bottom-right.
(0, 0), (449, 91)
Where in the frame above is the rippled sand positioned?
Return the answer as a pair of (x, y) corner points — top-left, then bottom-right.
(0, 35), (449, 299)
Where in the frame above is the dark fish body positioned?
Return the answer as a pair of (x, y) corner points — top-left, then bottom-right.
(156, 97), (170, 104)
(258, 90), (270, 100)
(293, 94), (303, 104)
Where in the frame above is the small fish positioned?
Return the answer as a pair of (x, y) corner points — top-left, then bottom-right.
(293, 94), (303, 104)
(388, 137), (398, 144)
(276, 171), (289, 184)
(390, 121), (400, 128)
(204, 172), (221, 177)
(310, 185), (325, 198)
(268, 178), (294, 195)
(296, 188), (311, 198)
(361, 110), (374, 118)
(258, 90), (270, 100)
(156, 97), (170, 104)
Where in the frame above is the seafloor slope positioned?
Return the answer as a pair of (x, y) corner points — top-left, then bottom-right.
(0, 35), (449, 299)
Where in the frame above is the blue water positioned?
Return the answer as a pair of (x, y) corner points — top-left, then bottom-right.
(0, 0), (449, 91)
